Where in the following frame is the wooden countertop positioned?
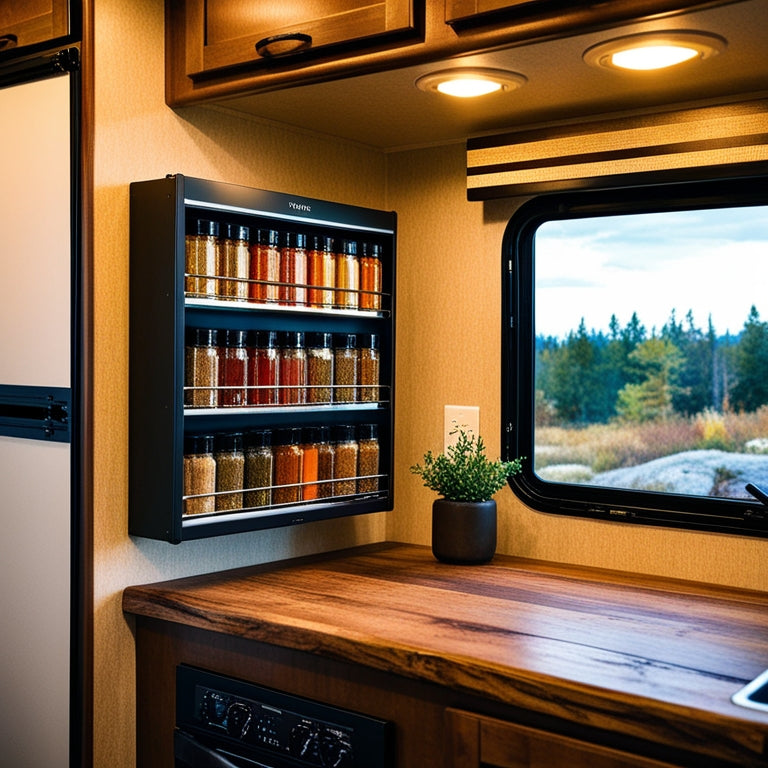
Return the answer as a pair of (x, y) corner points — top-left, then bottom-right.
(123, 542), (768, 765)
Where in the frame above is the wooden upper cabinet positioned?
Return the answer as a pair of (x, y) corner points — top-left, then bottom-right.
(445, 0), (543, 26)
(0, 0), (70, 54)
(174, 0), (417, 80)
(446, 710), (682, 768)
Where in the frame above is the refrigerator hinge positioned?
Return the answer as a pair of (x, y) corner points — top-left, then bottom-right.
(0, 385), (71, 443)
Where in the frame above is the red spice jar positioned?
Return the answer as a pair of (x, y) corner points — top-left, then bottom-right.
(279, 232), (307, 306)
(278, 331), (306, 405)
(249, 228), (280, 304)
(307, 235), (335, 309)
(359, 242), (383, 310)
(247, 330), (279, 406)
(218, 329), (248, 407)
(300, 427), (320, 501)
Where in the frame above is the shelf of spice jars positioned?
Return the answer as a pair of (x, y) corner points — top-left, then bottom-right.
(129, 174), (396, 543)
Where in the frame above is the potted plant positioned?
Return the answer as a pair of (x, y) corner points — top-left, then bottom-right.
(410, 427), (523, 564)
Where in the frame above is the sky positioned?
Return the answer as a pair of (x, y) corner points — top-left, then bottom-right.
(535, 206), (768, 341)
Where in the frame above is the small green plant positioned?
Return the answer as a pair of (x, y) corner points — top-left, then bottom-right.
(410, 427), (523, 502)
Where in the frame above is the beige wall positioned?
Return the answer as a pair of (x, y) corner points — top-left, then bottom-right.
(386, 141), (768, 590)
(93, 1), (766, 765)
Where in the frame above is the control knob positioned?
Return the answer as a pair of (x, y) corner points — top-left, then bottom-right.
(226, 702), (252, 739)
(320, 730), (353, 768)
(290, 723), (320, 761)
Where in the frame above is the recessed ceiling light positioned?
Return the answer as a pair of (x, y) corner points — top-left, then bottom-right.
(584, 31), (726, 72)
(416, 68), (527, 98)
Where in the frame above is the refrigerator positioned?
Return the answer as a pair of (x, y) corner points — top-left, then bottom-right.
(0, 48), (82, 767)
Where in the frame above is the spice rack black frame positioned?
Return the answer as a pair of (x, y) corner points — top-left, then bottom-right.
(129, 174), (396, 543)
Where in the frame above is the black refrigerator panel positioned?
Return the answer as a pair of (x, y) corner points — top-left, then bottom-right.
(129, 175), (396, 543)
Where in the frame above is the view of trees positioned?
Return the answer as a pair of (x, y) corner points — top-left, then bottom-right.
(536, 305), (768, 427)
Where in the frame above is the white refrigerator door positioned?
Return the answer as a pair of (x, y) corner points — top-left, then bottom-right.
(0, 73), (71, 765)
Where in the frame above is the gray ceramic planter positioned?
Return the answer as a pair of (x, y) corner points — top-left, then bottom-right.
(431, 499), (497, 564)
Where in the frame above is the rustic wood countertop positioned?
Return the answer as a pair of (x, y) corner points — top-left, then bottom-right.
(122, 542), (768, 765)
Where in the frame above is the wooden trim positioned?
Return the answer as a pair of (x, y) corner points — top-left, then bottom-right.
(467, 98), (768, 198)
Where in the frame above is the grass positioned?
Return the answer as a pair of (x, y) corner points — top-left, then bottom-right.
(535, 406), (768, 473)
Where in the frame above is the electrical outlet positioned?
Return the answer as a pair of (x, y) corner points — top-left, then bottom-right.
(444, 405), (480, 452)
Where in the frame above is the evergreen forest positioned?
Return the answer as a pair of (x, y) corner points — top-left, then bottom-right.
(536, 305), (768, 428)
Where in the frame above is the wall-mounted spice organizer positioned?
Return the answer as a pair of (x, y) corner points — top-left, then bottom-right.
(128, 175), (396, 542)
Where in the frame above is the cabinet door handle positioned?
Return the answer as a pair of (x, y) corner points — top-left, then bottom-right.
(0, 34), (18, 51)
(255, 32), (312, 59)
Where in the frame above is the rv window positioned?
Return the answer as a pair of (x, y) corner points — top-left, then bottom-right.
(503, 178), (768, 537)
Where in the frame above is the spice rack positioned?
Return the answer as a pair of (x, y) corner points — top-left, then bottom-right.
(128, 175), (396, 543)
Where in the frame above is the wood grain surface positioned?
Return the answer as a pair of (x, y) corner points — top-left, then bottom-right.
(123, 542), (768, 765)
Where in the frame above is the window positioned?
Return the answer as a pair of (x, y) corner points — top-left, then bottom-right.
(503, 177), (768, 537)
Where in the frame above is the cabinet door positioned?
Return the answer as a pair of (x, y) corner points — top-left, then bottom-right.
(175, 0), (416, 79)
(0, 0), (69, 53)
(445, 0), (543, 26)
(446, 709), (680, 768)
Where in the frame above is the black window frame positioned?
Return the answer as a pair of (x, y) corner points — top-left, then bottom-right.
(502, 175), (768, 538)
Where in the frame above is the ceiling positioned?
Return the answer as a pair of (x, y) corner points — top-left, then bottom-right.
(212, 0), (768, 151)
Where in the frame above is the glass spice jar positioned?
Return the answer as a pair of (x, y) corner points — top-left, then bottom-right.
(214, 432), (245, 512)
(185, 219), (219, 298)
(358, 333), (380, 403)
(279, 232), (308, 306)
(335, 238), (359, 309)
(359, 242), (383, 310)
(249, 228), (280, 304)
(333, 333), (358, 404)
(185, 327), (219, 408)
(273, 427), (303, 505)
(247, 329), (279, 405)
(357, 423), (380, 494)
(278, 331), (306, 405)
(314, 425), (335, 499)
(307, 235), (335, 309)
(306, 332), (333, 404)
(300, 427), (320, 501)
(333, 424), (358, 498)
(244, 429), (273, 509)
(218, 329), (248, 407)
(218, 223), (250, 301)
(183, 433), (216, 515)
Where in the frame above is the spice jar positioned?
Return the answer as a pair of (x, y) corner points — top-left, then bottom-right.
(300, 427), (320, 501)
(307, 332), (333, 404)
(214, 432), (245, 511)
(335, 238), (359, 309)
(247, 330), (279, 406)
(273, 427), (303, 505)
(359, 333), (380, 403)
(359, 242), (383, 310)
(278, 331), (306, 405)
(185, 327), (219, 408)
(314, 425), (335, 499)
(249, 228), (280, 304)
(307, 235), (335, 309)
(183, 434), (216, 515)
(333, 333), (358, 404)
(218, 329), (248, 407)
(185, 219), (219, 298)
(218, 223), (250, 301)
(279, 232), (307, 306)
(244, 429), (273, 509)
(333, 424), (358, 498)
(357, 423), (380, 494)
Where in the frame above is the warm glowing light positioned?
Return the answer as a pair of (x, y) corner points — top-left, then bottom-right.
(611, 45), (699, 70)
(436, 78), (503, 97)
(416, 68), (527, 98)
(584, 31), (726, 73)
